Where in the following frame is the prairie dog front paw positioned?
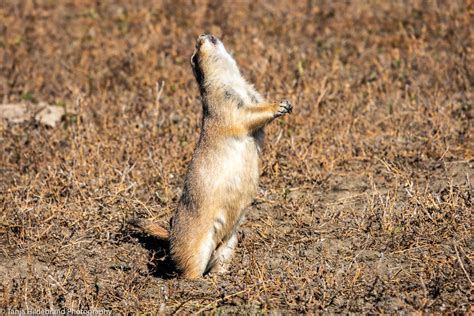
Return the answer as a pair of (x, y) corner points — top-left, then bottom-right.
(275, 100), (293, 117)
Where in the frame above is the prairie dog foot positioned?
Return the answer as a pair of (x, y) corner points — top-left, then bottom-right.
(275, 100), (293, 117)
(208, 262), (229, 275)
(206, 233), (238, 275)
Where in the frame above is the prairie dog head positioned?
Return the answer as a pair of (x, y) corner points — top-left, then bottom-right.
(190, 34), (240, 94)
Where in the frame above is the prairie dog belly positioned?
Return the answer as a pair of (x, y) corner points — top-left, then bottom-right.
(200, 137), (259, 210)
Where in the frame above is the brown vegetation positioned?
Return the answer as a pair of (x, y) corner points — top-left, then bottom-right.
(0, 0), (472, 313)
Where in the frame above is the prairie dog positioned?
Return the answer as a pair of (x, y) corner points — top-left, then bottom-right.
(132, 34), (292, 279)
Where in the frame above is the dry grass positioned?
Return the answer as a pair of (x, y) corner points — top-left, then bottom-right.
(0, 0), (472, 313)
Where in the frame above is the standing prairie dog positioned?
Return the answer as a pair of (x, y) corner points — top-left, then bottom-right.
(131, 33), (292, 279)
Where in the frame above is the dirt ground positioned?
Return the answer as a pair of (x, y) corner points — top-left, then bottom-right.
(0, 0), (472, 313)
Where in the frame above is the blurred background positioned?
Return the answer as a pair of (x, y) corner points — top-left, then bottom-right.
(0, 0), (472, 313)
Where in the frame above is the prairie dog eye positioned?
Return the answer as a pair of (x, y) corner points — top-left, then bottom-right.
(208, 34), (217, 45)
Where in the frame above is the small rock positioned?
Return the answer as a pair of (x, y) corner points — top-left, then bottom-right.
(0, 102), (65, 128)
(0, 103), (30, 123)
(169, 113), (181, 123)
(35, 103), (65, 127)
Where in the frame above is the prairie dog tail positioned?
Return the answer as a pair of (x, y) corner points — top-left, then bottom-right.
(128, 218), (170, 240)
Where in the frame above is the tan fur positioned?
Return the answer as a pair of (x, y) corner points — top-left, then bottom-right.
(133, 34), (292, 279)
(128, 218), (169, 239)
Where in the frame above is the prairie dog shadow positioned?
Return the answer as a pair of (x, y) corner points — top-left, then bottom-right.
(129, 232), (177, 279)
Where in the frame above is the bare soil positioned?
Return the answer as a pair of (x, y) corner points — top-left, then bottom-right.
(0, 0), (472, 313)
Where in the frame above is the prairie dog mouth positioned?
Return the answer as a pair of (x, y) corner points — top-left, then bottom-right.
(192, 33), (219, 67)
